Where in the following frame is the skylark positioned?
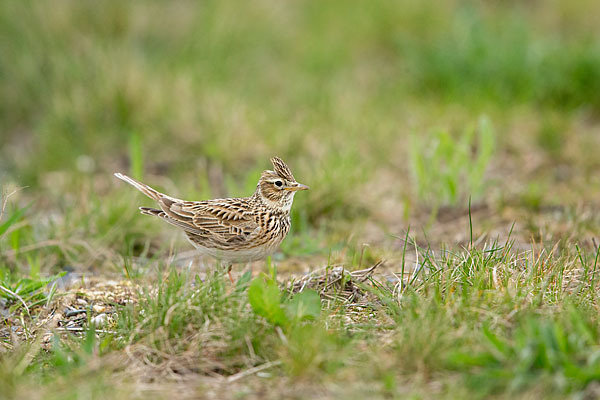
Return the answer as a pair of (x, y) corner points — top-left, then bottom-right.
(114, 157), (308, 281)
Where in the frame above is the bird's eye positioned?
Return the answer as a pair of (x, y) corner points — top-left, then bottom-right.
(274, 180), (283, 187)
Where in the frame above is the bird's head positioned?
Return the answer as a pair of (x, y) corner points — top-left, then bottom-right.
(256, 156), (309, 212)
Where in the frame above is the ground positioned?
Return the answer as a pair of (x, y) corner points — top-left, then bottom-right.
(2, 1), (600, 399)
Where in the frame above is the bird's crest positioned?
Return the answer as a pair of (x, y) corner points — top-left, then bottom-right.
(270, 156), (295, 181)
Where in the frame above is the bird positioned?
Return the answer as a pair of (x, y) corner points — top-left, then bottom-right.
(114, 156), (309, 282)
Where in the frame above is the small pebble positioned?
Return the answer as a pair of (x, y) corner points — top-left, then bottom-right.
(91, 313), (107, 326)
(92, 304), (106, 313)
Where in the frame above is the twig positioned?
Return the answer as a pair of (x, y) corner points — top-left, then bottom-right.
(351, 260), (384, 282)
(225, 360), (282, 383)
(0, 284), (30, 315)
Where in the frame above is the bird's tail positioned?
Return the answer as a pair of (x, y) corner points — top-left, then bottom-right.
(114, 173), (165, 202)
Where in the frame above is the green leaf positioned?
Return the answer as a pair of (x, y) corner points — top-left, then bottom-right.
(0, 204), (29, 237)
(234, 270), (253, 292)
(83, 324), (97, 355)
(447, 350), (498, 368)
(483, 324), (510, 358)
(128, 131), (143, 180)
(285, 290), (321, 322)
(248, 277), (288, 326)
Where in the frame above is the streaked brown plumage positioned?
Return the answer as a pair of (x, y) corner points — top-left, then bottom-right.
(114, 157), (308, 279)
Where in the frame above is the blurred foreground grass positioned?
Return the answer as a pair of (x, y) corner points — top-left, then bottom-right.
(2, 1), (600, 399)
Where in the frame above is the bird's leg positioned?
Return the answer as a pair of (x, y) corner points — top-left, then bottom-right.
(227, 264), (234, 284)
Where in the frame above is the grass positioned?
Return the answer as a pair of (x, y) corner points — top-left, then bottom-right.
(4, 237), (600, 399)
(2, 0), (600, 399)
(410, 116), (495, 209)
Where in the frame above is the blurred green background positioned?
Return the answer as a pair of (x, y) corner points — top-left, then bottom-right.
(1, 0), (600, 273)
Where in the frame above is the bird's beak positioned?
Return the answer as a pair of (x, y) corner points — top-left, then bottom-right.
(286, 182), (309, 191)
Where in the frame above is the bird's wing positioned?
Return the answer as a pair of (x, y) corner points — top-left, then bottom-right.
(144, 197), (261, 246)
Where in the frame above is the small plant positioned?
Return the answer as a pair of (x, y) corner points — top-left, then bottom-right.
(248, 275), (321, 328)
(0, 270), (64, 314)
(449, 307), (600, 394)
(410, 116), (495, 209)
(247, 273), (352, 378)
(0, 193), (64, 314)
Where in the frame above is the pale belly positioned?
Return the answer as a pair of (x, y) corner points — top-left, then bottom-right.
(186, 237), (282, 264)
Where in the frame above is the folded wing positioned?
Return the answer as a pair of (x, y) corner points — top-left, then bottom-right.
(141, 198), (260, 247)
